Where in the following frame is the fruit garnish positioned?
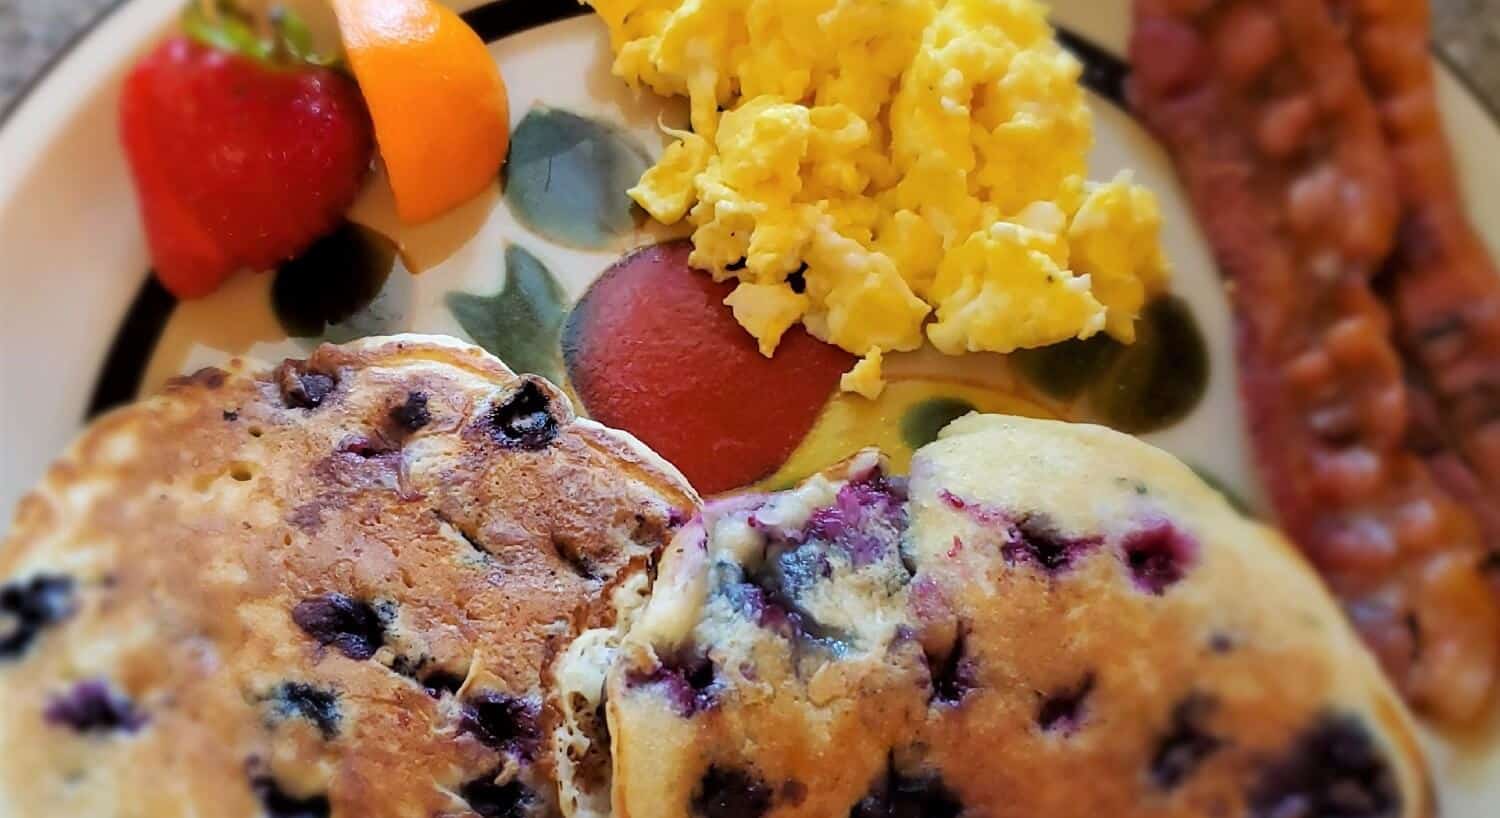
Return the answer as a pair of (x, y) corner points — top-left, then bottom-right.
(330, 0), (510, 224)
(120, 2), (374, 299)
(563, 241), (853, 495)
(179, 2), (335, 67)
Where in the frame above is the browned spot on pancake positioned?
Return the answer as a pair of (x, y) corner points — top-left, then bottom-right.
(169, 368), (228, 391)
(288, 498), (340, 532)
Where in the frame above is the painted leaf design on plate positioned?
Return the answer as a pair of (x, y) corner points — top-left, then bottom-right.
(900, 397), (977, 450)
(272, 222), (405, 341)
(1009, 294), (1209, 434)
(1087, 294), (1208, 434)
(1009, 332), (1123, 401)
(447, 244), (567, 383)
(504, 106), (650, 249)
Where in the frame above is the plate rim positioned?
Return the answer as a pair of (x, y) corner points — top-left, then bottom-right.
(5, 0), (1499, 138)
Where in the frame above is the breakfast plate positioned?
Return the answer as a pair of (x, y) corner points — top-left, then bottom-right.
(1, 0), (1498, 814)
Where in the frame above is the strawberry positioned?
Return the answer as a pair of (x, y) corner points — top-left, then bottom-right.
(120, 5), (374, 299)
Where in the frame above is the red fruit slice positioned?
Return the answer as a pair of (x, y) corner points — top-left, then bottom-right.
(119, 55), (234, 299)
(119, 37), (373, 299)
(563, 241), (854, 495)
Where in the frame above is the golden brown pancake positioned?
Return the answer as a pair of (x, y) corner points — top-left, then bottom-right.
(587, 415), (1434, 818)
(0, 335), (698, 818)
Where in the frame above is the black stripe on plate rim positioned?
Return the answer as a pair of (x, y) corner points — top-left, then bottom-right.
(461, 0), (593, 40)
(1055, 27), (1128, 107)
(86, 277), (175, 418)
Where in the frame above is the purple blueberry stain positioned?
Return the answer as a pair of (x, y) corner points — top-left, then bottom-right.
(801, 474), (909, 567)
(1122, 520), (1198, 595)
(461, 692), (542, 758)
(773, 544), (833, 596)
(1037, 673), (1095, 735)
(628, 652), (719, 718)
(1, 574), (76, 660)
(490, 379), (559, 450)
(930, 627), (977, 707)
(717, 562), (851, 652)
(692, 765), (773, 818)
(1249, 713), (1400, 818)
(43, 680), (147, 734)
(291, 593), (385, 661)
(936, 490), (1008, 526)
(268, 682), (341, 739)
(461, 772), (536, 818)
(252, 774), (331, 818)
(850, 767), (963, 818)
(1151, 694), (1224, 789)
(390, 391), (431, 431)
(721, 578), (783, 631)
(1001, 514), (1101, 574)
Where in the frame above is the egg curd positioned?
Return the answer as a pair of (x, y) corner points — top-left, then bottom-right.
(590, 0), (1170, 395)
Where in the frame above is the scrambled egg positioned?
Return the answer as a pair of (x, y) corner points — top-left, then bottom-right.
(591, 0), (1170, 392)
(839, 348), (885, 399)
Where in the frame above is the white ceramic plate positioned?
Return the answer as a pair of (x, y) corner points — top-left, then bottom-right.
(1, 0), (1498, 813)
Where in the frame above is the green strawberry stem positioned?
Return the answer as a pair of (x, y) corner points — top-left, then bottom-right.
(181, 0), (341, 70)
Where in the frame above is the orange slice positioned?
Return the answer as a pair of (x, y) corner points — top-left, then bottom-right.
(331, 0), (509, 224)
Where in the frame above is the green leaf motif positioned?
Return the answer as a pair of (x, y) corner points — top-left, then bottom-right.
(1009, 294), (1209, 434)
(1009, 332), (1124, 401)
(900, 398), (977, 451)
(446, 244), (568, 384)
(273, 223), (405, 342)
(1087, 294), (1208, 434)
(504, 107), (650, 250)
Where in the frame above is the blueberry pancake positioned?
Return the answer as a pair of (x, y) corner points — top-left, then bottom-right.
(0, 335), (697, 818)
(592, 415), (1433, 818)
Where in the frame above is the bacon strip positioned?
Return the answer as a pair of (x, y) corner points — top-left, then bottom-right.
(1407, 374), (1500, 578)
(1129, 0), (1498, 721)
(1332, 0), (1500, 568)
